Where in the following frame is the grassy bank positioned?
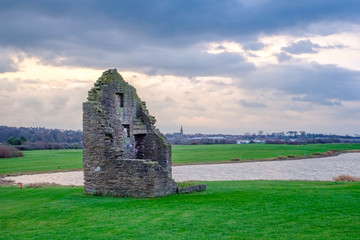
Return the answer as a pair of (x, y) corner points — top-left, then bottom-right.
(1, 181), (359, 239)
(172, 143), (360, 164)
(1, 143), (360, 175)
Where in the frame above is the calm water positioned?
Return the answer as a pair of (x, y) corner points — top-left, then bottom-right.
(172, 153), (360, 182)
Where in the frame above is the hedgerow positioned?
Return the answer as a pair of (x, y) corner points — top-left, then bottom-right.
(0, 145), (24, 158)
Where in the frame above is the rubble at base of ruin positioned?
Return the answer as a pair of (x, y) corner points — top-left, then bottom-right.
(83, 69), (205, 197)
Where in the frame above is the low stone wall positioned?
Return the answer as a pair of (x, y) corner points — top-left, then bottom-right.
(177, 184), (207, 194)
(84, 159), (177, 198)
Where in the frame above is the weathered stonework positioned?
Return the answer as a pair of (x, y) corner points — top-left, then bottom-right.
(83, 69), (177, 197)
(177, 184), (207, 194)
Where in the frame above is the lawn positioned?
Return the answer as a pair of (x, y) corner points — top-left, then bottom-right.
(1, 143), (360, 175)
(1, 181), (359, 239)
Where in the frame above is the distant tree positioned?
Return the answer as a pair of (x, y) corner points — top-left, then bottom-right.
(6, 137), (20, 145)
(6, 136), (26, 145)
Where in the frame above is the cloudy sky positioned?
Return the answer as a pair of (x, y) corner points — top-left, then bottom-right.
(1, 0), (360, 135)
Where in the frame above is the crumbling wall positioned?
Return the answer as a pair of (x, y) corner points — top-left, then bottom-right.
(83, 69), (177, 197)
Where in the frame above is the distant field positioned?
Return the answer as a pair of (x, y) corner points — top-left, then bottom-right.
(1, 181), (359, 239)
(1, 143), (360, 175)
(0, 149), (82, 175)
(172, 143), (360, 164)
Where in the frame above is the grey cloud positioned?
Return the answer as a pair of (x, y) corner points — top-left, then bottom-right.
(0, 60), (16, 73)
(22, 79), (42, 84)
(206, 80), (233, 87)
(0, 53), (17, 73)
(164, 97), (175, 103)
(133, 49), (254, 77)
(323, 44), (346, 50)
(282, 40), (321, 54)
(59, 43), (255, 77)
(19, 0), (360, 39)
(291, 96), (342, 106)
(183, 105), (207, 112)
(242, 41), (267, 51)
(282, 40), (346, 55)
(215, 45), (227, 51)
(0, 81), (88, 130)
(21, 97), (43, 109)
(0, 0), (359, 76)
(276, 52), (293, 62)
(51, 96), (69, 111)
(242, 62), (360, 104)
(0, 79), (17, 92)
(239, 100), (267, 108)
(1, 0), (360, 134)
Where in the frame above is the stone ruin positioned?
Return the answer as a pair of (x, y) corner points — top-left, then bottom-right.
(83, 69), (205, 197)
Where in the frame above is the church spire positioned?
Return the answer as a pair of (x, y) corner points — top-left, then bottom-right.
(180, 126), (183, 136)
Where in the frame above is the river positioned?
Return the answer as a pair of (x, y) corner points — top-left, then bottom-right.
(173, 152), (360, 182)
(4, 153), (360, 185)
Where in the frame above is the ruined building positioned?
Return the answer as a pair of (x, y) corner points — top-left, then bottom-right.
(83, 69), (178, 197)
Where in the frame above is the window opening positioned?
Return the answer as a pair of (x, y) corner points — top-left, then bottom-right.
(123, 124), (130, 138)
(135, 134), (146, 159)
(115, 93), (124, 107)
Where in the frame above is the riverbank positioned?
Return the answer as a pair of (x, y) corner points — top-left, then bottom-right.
(3, 152), (360, 186)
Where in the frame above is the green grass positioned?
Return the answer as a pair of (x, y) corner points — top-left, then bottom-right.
(0, 149), (83, 175)
(172, 143), (360, 164)
(1, 181), (359, 239)
(1, 144), (359, 175)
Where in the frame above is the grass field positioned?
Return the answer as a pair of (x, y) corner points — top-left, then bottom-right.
(1, 181), (359, 239)
(1, 143), (360, 175)
(172, 143), (360, 164)
(0, 149), (83, 175)
(1, 145), (359, 239)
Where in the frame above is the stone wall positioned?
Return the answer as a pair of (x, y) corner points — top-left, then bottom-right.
(177, 184), (207, 194)
(83, 69), (177, 197)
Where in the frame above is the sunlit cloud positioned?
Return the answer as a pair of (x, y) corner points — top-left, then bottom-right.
(205, 24), (360, 72)
(0, 58), (103, 129)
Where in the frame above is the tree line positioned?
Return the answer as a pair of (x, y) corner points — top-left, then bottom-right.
(0, 126), (82, 150)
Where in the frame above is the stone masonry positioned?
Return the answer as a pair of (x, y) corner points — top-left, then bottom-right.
(83, 69), (178, 197)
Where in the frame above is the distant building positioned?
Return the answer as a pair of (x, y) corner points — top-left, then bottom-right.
(173, 126), (186, 144)
(237, 140), (250, 144)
